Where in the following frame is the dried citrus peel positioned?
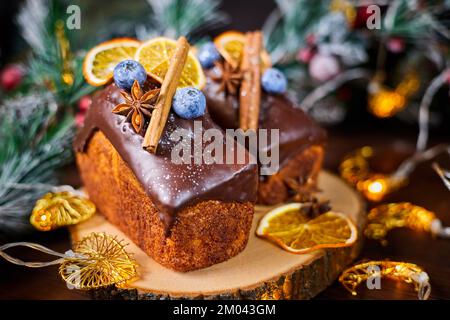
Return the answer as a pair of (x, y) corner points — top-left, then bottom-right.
(256, 203), (357, 254)
(83, 38), (141, 86)
(213, 31), (271, 70)
(135, 37), (205, 89)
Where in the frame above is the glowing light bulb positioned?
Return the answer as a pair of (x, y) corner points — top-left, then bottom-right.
(339, 147), (409, 202)
(358, 176), (389, 202)
(368, 89), (406, 118)
(368, 180), (384, 194)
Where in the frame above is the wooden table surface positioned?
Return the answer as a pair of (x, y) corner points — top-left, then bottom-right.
(0, 128), (449, 300)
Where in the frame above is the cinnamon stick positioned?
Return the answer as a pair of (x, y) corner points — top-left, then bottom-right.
(239, 32), (252, 131)
(142, 37), (189, 153)
(239, 31), (262, 131)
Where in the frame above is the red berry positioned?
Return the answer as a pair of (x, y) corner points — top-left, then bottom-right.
(0, 64), (24, 91)
(353, 6), (371, 28)
(78, 95), (92, 112)
(297, 47), (315, 63)
(75, 113), (86, 127)
(387, 37), (405, 53)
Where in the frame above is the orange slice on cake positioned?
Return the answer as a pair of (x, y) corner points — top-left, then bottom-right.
(135, 37), (205, 89)
(83, 38), (141, 86)
(256, 203), (357, 254)
(213, 31), (272, 70)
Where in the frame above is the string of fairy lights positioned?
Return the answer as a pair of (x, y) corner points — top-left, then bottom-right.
(336, 71), (450, 299)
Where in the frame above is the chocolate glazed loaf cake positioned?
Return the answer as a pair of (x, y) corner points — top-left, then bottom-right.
(204, 73), (326, 205)
(74, 83), (258, 272)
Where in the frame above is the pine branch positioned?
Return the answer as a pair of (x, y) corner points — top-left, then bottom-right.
(0, 94), (74, 238)
(137, 0), (228, 42)
(16, 0), (49, 53)
(18, 0), (95, 109)
(382, 0), (450, 40)
(263, 0), (329, 65)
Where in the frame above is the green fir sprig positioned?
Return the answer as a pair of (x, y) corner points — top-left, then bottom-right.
(0, 94), (74, 238)
(18, 0), (94, 108)
(381, 0), (450, 41)
(137, 0), (229, 42)
(0, 0), (93, 237)
(263, 0), (329, 65)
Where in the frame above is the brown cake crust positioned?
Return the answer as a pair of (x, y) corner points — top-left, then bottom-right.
(203, 73), (326, 205)
(258, 146), (324, 205)
(76, 131), (254, 272)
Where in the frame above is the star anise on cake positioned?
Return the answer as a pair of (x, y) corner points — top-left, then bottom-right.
(284, 177), (321, 203)
(112, 80), (160, 134)
(211, 60), (243, 95)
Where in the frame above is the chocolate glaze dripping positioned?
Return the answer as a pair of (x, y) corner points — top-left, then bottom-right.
(74, 83), (258, 233)
(204, 66), (327, 168)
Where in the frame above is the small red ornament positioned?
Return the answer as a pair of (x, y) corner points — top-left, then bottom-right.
(353, 6), (371, 28)
(0, 64), (24, 91)
(75, 95), (92, 127)
(78, 95), (92, 112)
(387, 37), (405, 53)
(75, 113), (86, 127)
(297, 47), (315, 63)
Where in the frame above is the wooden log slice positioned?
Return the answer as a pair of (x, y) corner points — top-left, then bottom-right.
(70, 171), (365, 300)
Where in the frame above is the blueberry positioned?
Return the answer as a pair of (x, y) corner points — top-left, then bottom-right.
(261, 68), (288, 94)
(172, 87), (206, 119)
(113, 60), (147, 91)
(197, 42), (221, 69)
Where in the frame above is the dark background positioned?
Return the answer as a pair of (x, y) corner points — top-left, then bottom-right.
(0, 0), (449, 300)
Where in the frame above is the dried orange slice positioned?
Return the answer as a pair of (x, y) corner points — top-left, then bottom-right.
(83, 38), (141, 86)
(135, 37), (205, 89)
(256, 203), (357, 254)
(213, 31), (272, 70)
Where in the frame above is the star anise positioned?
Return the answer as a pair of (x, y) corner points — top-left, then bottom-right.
(300, 198), (331, 219)
(284, 177), (321, 203)
(211, 60), (243, 95)
(112, 80), (160, 134)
